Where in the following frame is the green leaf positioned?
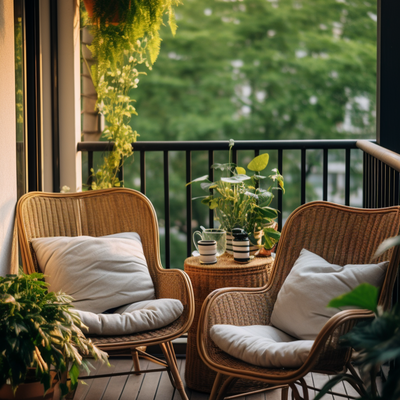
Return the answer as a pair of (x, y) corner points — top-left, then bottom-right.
(200, 182), (214, 191)
(374, 235), (400, 258)
(247, 154), (269, 172)
(256, 206), (278, 219)
(221, 175), (251, 183)
(328, 283), (379, 312)
(185, 175), (209, 186)
(314, 374), (348, 400)
(263, 227), (281, 241)
(69, 362), (80, 386)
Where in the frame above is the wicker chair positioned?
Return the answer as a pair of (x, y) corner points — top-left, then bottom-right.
(16, 188), (194, 400)
(197, 201), (400, 400)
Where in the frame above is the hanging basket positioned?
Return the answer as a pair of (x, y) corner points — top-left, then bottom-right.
(83, 0), (121, 25)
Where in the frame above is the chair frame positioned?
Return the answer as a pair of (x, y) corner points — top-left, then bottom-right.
(197, 201), (400, 400)
(16, 188), (195, 400)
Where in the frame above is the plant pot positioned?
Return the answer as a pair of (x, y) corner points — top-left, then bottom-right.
(0, 372), (58, 400)
(83, 0), (120, 24)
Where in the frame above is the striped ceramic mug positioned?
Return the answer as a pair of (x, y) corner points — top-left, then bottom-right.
(197, 240), (217, 264)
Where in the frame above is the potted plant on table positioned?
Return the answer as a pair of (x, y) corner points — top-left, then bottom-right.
(0, 272), (109, 399)
(187, 140), (284, 256)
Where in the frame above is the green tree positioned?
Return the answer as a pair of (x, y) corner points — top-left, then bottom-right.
(118, 0), (376, 268)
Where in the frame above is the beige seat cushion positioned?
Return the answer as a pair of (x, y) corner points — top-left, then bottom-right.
(76, 299), (184, 335)
(31, 232), (156, 313)
(270, 249), (389, 340)
(210, 325), (313, 368)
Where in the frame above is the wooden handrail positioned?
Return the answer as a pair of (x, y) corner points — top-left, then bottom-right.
(357, 140), (400, 173)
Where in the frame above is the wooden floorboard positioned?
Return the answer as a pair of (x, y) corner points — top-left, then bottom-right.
(74, 358), (380, 400)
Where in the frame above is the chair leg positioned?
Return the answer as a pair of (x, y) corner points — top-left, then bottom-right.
(131, 348), (141, 375)
(213, 376), (238, 400)
(159, 342), (188, 400)
(209, 373), (225, 400)
(290, 382), (303, 400)
(281, 385), (289, 400)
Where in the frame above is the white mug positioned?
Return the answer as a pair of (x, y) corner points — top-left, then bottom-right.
(197, 240), (217, 264)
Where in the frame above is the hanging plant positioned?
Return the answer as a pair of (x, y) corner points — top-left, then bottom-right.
(83, 0), (180, 189)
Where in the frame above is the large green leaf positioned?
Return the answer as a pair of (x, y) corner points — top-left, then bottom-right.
(256, 206), (278, 219)
(328, 283), (379, 312)
(247, 154), (269, 172)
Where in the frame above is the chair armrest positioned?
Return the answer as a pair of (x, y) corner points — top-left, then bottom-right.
(304, 309), (374, 373)
(197, 285), (274, 371)
(156, 267), (194, 307)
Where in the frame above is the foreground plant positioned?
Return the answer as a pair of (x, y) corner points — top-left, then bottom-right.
(315, 282), (400, 400)
(0, 272), (109, 396)
(187, 139), (284, 250)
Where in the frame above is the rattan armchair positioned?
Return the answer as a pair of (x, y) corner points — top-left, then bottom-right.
(16, 188), (194, 400)
(197, 201), (400, 400)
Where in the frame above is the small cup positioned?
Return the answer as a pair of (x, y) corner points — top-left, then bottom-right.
(197, 240), (217, 264)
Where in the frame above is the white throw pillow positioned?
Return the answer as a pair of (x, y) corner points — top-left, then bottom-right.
(270, 249), (389, 340)
(76, 299), (184, 335)
(31, 232), (156, 313)
(210, 325), (313, 368)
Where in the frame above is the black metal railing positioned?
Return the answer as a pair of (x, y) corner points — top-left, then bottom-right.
(78, 139), (376, 268)
(358, 140), (400, 208)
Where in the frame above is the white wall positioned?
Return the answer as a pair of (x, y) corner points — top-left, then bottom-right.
(0, 0), (18, 275)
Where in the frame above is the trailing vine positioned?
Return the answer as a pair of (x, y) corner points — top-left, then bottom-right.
(84, 0), (180, 189)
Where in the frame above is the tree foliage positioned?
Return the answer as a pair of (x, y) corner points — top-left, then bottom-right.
(131, 0), (377, 142)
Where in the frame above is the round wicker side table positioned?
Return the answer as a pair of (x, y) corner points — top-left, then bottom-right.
(184, 253), (274, 393)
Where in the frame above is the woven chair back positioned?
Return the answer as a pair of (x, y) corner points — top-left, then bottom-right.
(271, 201), (400, 310)
(16, 188), (162, 283)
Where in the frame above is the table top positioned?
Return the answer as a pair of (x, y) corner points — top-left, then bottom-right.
(184, 252), (274, 271)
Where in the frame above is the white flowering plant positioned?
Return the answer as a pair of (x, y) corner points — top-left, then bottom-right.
(83, 0), (180, 189)
(187, 140), (285, 250)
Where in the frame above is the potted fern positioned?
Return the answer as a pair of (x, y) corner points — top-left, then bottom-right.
(82, 0), (180, 189)
(0, 272), (109, 399)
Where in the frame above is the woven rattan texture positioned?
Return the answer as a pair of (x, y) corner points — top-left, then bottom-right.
(184, 254), (273, 393)
(198, 202), (400, 396)
(16, 188), (195, 351)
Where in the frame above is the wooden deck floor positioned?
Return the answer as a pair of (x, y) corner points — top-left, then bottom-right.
(73, 357), (368, 400)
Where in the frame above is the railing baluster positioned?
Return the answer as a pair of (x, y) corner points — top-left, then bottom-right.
(164, 150), (170, 269)
(208, 150), (214, 228)
(232, 148), (238, 165)
(140, 150), (146, 194)
(88, 151), (93, 189)
(301, 148), (306, 205)
(323, 148), (328, 201)
(373, 157), (377, 208)
(345, 148), (350, 206)
(278, 149), (283, 230)
(186, 150), (192, 257)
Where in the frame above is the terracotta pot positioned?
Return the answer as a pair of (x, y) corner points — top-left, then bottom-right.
(83, 0), (120, 25)
(0, 372), (58, 400)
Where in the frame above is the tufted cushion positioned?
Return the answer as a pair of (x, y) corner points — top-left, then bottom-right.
(31, 232), (156, 313)
(76, 298), (184, 335)
(270, 249), (389, 340)
(210, 325), (313, 368)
